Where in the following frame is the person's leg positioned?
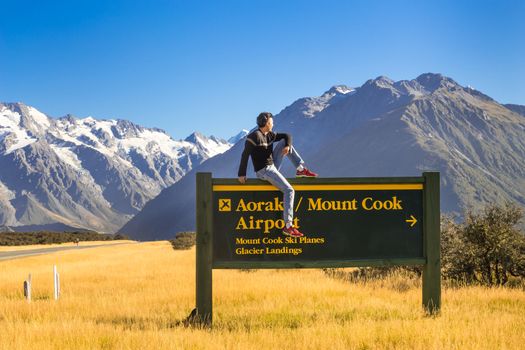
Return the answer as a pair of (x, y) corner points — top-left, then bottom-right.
(272, 139), (305, 171)
(256, 165), (294, 226)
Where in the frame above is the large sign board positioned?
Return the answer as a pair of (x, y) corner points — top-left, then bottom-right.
(195, 173), (441, 326)
(213, 183), (424, 264)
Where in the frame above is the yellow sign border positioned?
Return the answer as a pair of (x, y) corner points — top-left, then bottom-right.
(213, 184), (423, 191)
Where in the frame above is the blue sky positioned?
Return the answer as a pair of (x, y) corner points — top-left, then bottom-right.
(1, 0), (523, 140)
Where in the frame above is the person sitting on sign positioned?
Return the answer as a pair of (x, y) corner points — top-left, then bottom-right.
(237, 112), (318, 237)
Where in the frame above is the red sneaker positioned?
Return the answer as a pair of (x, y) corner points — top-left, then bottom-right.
(282, 226), (304, 237)
(296, 167), (318, 178)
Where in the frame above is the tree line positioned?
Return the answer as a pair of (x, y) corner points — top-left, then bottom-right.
(0, 231), (130, 246)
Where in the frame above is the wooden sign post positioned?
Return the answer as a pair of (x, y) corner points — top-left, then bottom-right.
(195, 172), (441, 327)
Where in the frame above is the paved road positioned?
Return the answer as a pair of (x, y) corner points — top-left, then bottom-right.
(0, 243), (133, 261)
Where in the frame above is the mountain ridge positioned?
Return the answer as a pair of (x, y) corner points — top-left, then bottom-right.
(0, 102), (234, 232)
(119, 73), (525, 240)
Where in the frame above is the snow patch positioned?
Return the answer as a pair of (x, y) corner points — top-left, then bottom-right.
(1, 108), (38, 154)
(50, 145), (82, 170)
(28, 106), (51, 128)
(302, 86), (355, 118)
(452, 148), (472, 163)
(335, 86), (355, 95)
(228, 129), (249, 144)
(80, 116), (100, 127)
(0, 180), (16, 200)
(5, 136), (37, 154)
(127, 129), (185, 158)
(201, 138), (230, 157)
(0, 107), (21, 125)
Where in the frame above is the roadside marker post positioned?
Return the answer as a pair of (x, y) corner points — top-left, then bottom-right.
(23, 274), (32, 302)
(54, 265), (60, 300)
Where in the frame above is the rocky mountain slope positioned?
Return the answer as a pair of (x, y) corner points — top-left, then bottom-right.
(119, 73), (525, 240)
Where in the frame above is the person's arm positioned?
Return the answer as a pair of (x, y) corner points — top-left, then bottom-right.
(274, 132), (292, 147)
(274, 132), (292, 155)
(238, 139), (254, 182)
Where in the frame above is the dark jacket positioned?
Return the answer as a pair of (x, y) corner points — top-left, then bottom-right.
(237, 129), (291, 176)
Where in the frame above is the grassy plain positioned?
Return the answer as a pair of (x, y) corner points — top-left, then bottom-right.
(0, 241), (524, 349)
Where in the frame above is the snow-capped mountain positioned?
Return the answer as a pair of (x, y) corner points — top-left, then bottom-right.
(120, 73), (525, 240)
(0, 103), (232, 232)
(228, 129), (249, 145)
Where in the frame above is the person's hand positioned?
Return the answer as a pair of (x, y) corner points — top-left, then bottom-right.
(238, 176), (246, 184)
(282, 146), (290, 156)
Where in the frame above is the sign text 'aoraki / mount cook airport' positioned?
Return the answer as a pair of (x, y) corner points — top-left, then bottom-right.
(213, 182), (423, 262)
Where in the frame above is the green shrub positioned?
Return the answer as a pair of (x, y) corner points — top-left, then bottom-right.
(170, 231), (196, 250)
(441, 203), (525, 286)
(113, 233), (131, 240)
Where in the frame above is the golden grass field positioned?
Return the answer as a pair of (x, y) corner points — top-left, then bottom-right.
(1, 241), (524, 349)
